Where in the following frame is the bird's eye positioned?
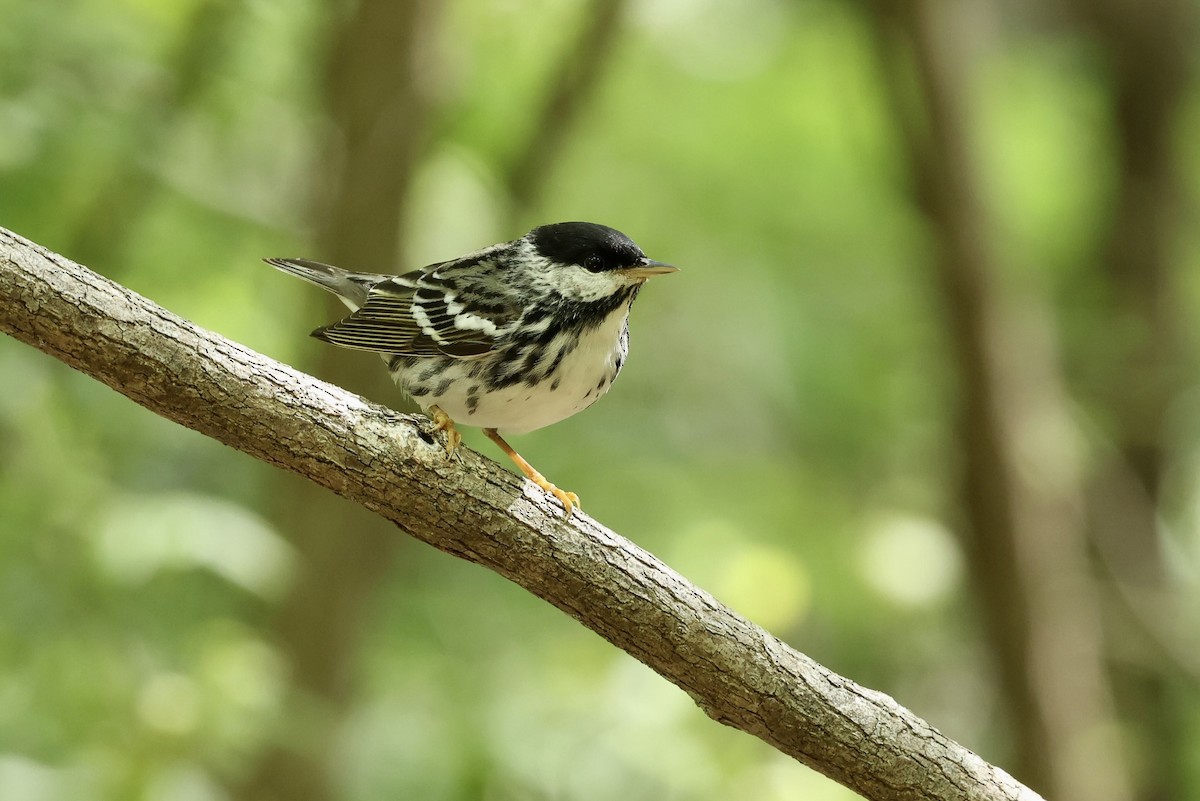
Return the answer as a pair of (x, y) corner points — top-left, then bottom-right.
(583, 254), (606, 273)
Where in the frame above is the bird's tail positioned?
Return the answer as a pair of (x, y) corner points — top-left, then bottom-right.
(263, 257), (375, 311)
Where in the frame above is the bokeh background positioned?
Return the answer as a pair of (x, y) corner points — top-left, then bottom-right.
(2, 0), (1199, 799)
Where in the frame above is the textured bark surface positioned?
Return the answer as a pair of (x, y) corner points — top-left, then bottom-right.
(0, 226), (1043, 801)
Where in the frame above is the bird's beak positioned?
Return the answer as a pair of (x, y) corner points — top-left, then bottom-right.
(619, 258), (679, 280)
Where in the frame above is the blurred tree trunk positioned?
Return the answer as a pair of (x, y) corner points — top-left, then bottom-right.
(503, 0), (629, 223)
(66, 0), (240, 271)
(233, 2), (440, 801)
(865, 3), (1130, 800)
(1064, 2), (1197, 799)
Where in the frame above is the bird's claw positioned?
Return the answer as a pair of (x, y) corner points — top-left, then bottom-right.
(532, 476), (580, 516)
(560, 489), (581, 515)
(428, 406), (461, 458)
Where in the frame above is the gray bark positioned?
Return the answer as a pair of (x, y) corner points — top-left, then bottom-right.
(0, 226), (1043, 801)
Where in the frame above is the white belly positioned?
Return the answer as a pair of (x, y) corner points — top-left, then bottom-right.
(402, 307), (631, 434)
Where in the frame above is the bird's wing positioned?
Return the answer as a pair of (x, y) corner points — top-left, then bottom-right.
(311, 257), (518, 358)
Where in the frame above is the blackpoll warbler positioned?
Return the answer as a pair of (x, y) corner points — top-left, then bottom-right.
(265, 221), (677, 514)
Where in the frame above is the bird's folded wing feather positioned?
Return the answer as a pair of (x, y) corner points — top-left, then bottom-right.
(312, 266), (514, 358)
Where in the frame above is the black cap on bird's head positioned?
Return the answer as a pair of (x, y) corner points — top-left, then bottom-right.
(529, 221), (678, 279)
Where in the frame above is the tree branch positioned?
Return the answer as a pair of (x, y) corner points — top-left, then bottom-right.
(0, 226), (1042, 801)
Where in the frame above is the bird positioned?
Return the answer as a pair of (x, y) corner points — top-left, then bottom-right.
(264, 221), (677, 514)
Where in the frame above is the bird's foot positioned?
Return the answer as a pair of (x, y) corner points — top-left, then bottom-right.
(534, 478), (580, 516)
(428, 405), (461, 458)
(483, 428), (580, 515)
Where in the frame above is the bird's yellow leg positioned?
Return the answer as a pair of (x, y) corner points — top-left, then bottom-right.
(428, 405), (461, 457)
(484, 428), (579, 514)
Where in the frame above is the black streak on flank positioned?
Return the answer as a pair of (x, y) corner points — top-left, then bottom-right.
(418, 361), (451, 382)
(544, 346), (568, 378)
(466, 384), (481, 414)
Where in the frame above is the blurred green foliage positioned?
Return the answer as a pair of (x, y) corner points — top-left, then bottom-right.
(2, 1), (1198, 800)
